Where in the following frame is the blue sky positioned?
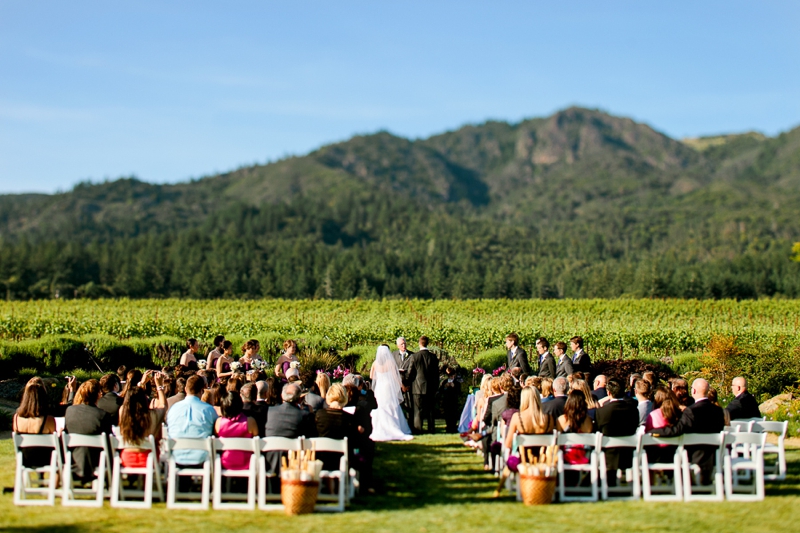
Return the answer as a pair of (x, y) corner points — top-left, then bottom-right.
(1, 1), (798, 193)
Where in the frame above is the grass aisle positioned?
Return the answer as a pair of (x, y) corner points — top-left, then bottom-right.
(0, 430), (799, 532)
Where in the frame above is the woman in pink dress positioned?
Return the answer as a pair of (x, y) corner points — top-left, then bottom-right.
(214, 392), (258, 470)
(644, 386), (682, 463)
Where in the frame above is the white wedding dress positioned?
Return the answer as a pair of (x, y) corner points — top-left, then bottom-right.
(370, 345), (413, 442)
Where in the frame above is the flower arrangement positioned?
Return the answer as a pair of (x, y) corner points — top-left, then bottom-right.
(492, 365), (507, 377)
(473, 367), (485, 375)
(231, 361), (242, 372)
(197, 359), (207, 370)
(332, 365), (350, 380)
(252, 359), (265, 371)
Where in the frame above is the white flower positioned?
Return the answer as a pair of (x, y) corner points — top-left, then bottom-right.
(290, 361), (301, 369)
(197, 359), (207, 370)
(231, 361), (241, 371)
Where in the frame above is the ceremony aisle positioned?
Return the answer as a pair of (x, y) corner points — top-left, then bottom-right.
(0, 428), (798, 533)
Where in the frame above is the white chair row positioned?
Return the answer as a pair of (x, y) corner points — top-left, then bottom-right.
(12, 432), (355, 512)
(727, 419), (787, 481)
(507, 429), (774, 503)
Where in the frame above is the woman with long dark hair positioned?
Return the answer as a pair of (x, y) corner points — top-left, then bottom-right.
(118, 374), (167, 468)
(13, 377), (57, 467)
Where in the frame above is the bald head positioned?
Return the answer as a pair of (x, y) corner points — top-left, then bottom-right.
(281, 383), (301, 404)
(732, 376), (747, 396)
(692, 378), (709, 400)
(593, 375), (607, 389)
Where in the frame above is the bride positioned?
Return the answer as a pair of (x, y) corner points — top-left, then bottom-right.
(370, 344), (413, 441)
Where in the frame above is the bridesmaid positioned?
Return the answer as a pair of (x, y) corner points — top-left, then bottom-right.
(179, 338), (200, 370)
(275, 339), (300, 378)
(216, 340), (235, 379)
(239, 339), (262, 373)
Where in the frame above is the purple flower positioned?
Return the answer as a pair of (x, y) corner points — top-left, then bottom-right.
(473, 367), (485, 375)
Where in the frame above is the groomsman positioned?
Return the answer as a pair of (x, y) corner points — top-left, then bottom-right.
(536, 338), (556, 379)
(570, 336), (591, 375)
(408, 336), (439, 434)
(554, 342), (574, 378)
(393, 337), (415, 424)
(505, 333), (532, 375)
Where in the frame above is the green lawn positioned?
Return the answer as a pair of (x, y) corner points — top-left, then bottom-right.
(1, 431), (799, 533)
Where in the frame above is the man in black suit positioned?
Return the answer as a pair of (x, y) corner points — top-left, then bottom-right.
(726, 377), (761, 420)
(570, 336), (592, 375)
(241, 383), (268, 436)
(554, 342), (574, 378)
(505, 333), (532, 375)
(264, 383), (317, 482)
(96, 374), (123, 426)
(407, 336), (439, 434)
(649, 378), (725, 484)
(592, 375), (608, 401)
(595, 379), (640, 485)
(393, 336), (415, 424)
(542, 377), (569, 418)
(536, 338), (556, 379)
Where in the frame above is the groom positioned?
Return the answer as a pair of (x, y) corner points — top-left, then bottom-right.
(408, 336), (439, 434)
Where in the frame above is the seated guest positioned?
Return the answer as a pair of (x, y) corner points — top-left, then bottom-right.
(167, 377), (187, 411)
(634, 379), (654, 425)
(626, 373), (642, 399)
(501, 386), (521, 426)
(264, 377), (282, 407)
(592, 375), (608, 401)
(315, 372), (331, 402)
(526, 376), (541, 392)
(556, 391), (595, 468)
(65, 379), (113, 483)
(117, 365), (128, 388)
(214, 393), (258, 470)
(265, 383), (317, 438)
(314, 384), (356, 471)
(97, 374), (123, 426)
(542, 377), (568, 418)
(300, 371), (325, 412)
(241, 383), (267, 437)
(166, 375), (218, 467)
(670, 378), (694, 408)
(118, 376), (167, 467)
(481, 374), (512, 470)
(648, 378), (725, 484)
(345, 383), (377, 491)
(121, 369), (143, 397)
(725, 376), (761, 420)
(13, 377), (57, 468)
(570, 379), (599, 420)
(644, 386), (682, 463)
(595, 379), (639, 485)
(540, 378), (554, 403)
(226, 374), (245, 394)
(504, 387), (555, 452)
(642, 371), (656, 390)
(707, 388), (731, 426)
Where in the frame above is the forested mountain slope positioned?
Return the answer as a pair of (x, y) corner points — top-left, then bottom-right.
(1, 107), (798, 299)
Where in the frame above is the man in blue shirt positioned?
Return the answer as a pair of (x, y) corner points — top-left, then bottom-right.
(166, 375), (217, 465)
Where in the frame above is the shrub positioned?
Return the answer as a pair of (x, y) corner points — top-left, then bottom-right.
(590, 359), (676, 386)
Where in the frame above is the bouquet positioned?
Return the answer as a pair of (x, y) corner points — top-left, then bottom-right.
(231, 361), (242, 372)
(197, 359), (207, 370)
(252, 359), (265, 371)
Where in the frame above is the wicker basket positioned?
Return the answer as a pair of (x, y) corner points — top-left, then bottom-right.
(519, 474), (556, 505)
(281, 479), (319, 515)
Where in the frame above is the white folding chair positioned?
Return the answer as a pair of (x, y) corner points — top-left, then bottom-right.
(641, 434), (683, 501)
(303, 437), (349, 512)
(513, 432), (558, 502)
(681, 432), (725, 501)
(166, 437), (213, 510)
(258, 436), (304, 511)
(599, 433), (641, 500)
(61, 433), (112, 507)
(556, 432), (599, 502)
(752, 421), (787, 480)
(724, 432), (766, 501)
(212, 436), (260, 510)
(109, 434), (164, 508)
(12, 432), (62, 506)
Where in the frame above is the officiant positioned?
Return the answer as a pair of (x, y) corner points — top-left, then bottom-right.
(393, 336), (414, 424)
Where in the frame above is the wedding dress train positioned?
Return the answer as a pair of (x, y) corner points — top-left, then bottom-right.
(370, 345), (414, 442)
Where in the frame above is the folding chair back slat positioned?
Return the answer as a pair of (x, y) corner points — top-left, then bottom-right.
(166, 437), (213, 510)
(752, 421), (788, 480)
(13, 432), (61, 506)
(109, 434), (164, 509)
(212, 436), (259, 510)
(258, 437), (304, 510)
(61, 433), (111, 508)
(599, 434), (641, 501)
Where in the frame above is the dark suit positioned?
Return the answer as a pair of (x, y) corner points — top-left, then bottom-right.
(507, 347), (532, 376)
(263, 402), (317, 478)
(64, 404), (112, 482)
(595, 399), (640, 473)
(393, 349), (415, 420)
(538, 352), (556, 379)
(408, 348), (439, 433)
(651, 398), (725, 483)
(481, 393), (506, 466)
(725, 391), (760, 420)
(96, 392), (122, 426)
(555, 355), (574, 378)
(242, 401), (268, 437)
(542, 395), (567, 418)
(592, 387), (608, 401)
(572, 349), (592, 375)
(304, 392), (325, 413)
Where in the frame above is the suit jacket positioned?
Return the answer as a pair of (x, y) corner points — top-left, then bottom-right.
(507, 347), (532, 375)
(538, 352), (556, 379)
(725, 391), (760, 420)
(264, 402), (317, 439)
(64, 404), (112, 481)
(304, 392), (325, 412)
(409, 349), (439, 396)
(592, 388), (608, 401)
(555, 356), (574, 378)
(542, 395), (567, 418)
(481, 394), (506, 433)
(242, 401), (268, 437)
(96, 392), (122, 426)
(393, 349), (415, 386)
(595, 399), (640, 471)
(572, 349), (591, 374)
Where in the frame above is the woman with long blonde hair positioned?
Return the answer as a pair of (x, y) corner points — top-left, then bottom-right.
(571, 379), (598, 419)
(504, 387), (555, 450)
(315, 372), (331, 402)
